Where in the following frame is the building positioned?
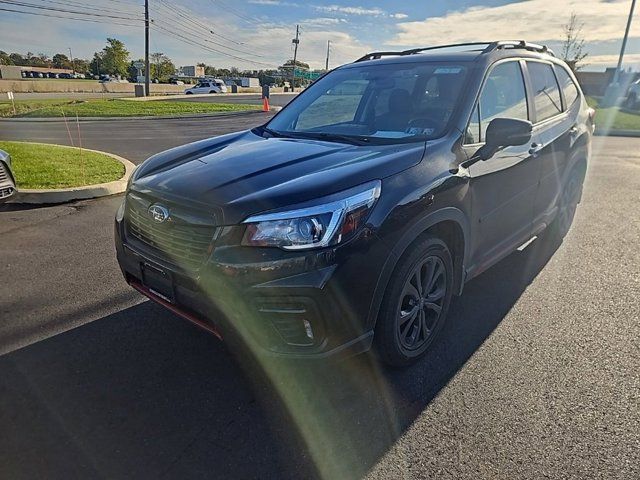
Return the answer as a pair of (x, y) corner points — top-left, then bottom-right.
(178, 65), (205, 77)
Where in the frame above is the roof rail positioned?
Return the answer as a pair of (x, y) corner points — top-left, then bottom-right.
(354, 40), (554, 63)
(483, 40), (555, 56)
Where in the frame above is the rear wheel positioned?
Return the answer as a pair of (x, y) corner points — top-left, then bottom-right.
(375, 236), (453, 367)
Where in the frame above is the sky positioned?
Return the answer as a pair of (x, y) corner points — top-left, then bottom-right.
(1, 0), (640, 71)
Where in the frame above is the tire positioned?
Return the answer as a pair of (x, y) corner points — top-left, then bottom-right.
(185, 91), (193, 95)
(374, 235), (454, 367)
(209, 90), (217, 94)
(548, 164), (584, 241)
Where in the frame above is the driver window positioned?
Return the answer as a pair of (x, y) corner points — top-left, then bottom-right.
(476, 61), (528, 141)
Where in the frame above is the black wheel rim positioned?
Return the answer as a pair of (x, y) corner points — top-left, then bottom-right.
(397, 256), (447, 351)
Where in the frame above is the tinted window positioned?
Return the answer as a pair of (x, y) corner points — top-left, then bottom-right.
(527, 62), (562, 121)
(477, 61), (528, 141)
(555, 66), (580, 110)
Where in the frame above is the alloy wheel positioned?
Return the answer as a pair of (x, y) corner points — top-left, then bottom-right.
(397, 256), (447, 351)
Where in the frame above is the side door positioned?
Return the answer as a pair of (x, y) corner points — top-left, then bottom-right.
(526, 61), (581, 231)
(463, 60), (540, 273)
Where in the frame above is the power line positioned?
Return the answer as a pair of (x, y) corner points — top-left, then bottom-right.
(150, 22), (277, 67)
(0, 5), (142, 26)
(20, 0), (142, 16)
(153, 0), (273, 56)
(0, 0), (141, 21)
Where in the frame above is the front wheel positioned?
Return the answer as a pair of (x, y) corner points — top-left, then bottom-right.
(375, 236), (453, 367)
(185, 91), (193, 95)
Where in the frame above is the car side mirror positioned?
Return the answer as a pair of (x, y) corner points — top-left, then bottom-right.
(478, 118), (533, 160)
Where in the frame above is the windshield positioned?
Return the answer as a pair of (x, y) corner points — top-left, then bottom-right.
(267, 62), (468, 143)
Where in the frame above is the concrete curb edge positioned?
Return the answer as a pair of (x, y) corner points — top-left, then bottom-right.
(8, 143), (136, 205)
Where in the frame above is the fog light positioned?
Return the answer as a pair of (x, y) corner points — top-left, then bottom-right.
(303, 319), (314, 340)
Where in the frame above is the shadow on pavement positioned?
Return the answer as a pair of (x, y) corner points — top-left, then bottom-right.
(0, 233), (562, 480)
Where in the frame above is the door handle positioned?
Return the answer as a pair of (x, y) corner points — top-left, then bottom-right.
(529, 142), (543, 155)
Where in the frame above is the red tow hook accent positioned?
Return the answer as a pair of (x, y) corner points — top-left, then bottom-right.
(129, 279), (223, 340)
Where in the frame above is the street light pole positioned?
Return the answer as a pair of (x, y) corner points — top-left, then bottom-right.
(604, 0), (637, 105)
(325, 40), (330, 71)
(144, 0), (150, 96)
(68, 47), (75, 74)
(612, 0), (637, 86)
(291, 24), (299, 92)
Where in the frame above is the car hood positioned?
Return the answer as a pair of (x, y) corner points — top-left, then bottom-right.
(131, 129), (425, 224)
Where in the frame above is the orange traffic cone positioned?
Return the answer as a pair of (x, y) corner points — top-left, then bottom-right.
(262, 96), (270, 112)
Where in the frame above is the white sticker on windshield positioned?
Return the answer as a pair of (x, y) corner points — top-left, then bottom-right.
(434, 67), (462, 74)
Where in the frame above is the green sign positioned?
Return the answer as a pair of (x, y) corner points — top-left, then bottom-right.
(293, 69), (323, 80)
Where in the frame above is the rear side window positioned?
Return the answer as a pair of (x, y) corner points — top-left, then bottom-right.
(527, 62), (562, 122)
(555, 67), (580, 110)
(465, 61), (528, 143)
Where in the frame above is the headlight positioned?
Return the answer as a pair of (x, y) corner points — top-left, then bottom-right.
(242, 181), (381, 250)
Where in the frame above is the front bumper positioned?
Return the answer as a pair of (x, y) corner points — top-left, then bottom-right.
(115, 213), (389, 359)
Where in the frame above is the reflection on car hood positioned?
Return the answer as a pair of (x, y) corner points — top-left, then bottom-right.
(131, 130), (425, 224)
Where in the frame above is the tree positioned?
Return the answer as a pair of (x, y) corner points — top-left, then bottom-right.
(150, 52), (175, 80)
(90, 52), (104, 76)
(0, 51), (13, 65)
(97, 38), (130, 76)
(561, 13), (588, 72)
(52, 53), (72, 69)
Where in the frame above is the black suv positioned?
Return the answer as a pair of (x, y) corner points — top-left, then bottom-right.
(115, 41), (593, 366)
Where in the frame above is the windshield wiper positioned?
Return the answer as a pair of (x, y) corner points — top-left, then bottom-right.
(260, 126), (289, 138)
(288, 131), (371, 146)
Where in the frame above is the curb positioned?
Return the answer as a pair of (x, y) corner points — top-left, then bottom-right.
(0, 109), (270, 123)
(8, 143), (136, 205)
(594, 128), (640, 137)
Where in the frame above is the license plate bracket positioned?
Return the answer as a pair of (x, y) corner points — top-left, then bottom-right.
(141, 262), (175, 303)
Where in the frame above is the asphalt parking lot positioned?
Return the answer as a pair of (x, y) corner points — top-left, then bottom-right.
(0, 115), (638, 479)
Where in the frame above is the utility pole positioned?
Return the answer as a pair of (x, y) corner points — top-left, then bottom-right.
(68, 47), (75, 74)
(144, 0), (150, 96)
(291, 24), (299, 92)
(325, 40), (330, 71)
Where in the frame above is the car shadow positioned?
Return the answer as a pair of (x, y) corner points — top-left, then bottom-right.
(0, 233), (563, 480)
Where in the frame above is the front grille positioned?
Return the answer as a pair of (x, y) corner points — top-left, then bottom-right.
(0, 163), (8, 183)
(125, 201), (217, 270)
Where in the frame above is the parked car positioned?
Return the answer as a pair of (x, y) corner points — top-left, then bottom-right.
(0, 149), (17, 203)
(625, 79), (640, 110)
(184, 79), (227, 94)
(115, 41), (593, 366)
(169, 78), (185, 85)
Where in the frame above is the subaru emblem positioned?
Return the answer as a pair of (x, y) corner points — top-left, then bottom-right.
(148, 204), (170, 223)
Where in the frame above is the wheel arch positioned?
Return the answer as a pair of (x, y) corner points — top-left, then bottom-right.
(367, 207), (470, 329)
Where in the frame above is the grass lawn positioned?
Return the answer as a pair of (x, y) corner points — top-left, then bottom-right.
(0, 141), (125, 189)
(0, 98), (259, 118)
(587, 96), (640, 131)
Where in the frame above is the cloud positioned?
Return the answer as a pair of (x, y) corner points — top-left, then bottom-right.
(302, 17), (347, 26)
(248, 0), (299, 6)
(315, 5), (386, 16)
(390, 13), (408, 20)
(390, 0), (637, 46)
